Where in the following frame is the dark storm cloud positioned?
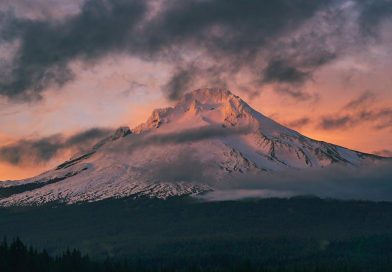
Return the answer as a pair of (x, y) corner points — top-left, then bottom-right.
(1, 0), (391, 102)
(162, 67), (195, 101)
(358, 0), (392, 35)
(162, 65), (230, 100)
(0, 0), (148, 101)
(319, 108), (392, 130)
(155, 0), (333, 99)
(147, 0), (327, 55)
(0, 0), (330, 101)
(0, 128), (111, 165)
(0, 1), (84, 21)
(259, 51), (336, 101)
(263, 60), (309, 85)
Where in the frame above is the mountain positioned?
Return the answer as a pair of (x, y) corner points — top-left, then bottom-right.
(0, 88), (385, 206)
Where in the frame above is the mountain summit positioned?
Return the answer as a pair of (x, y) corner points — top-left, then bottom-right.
(0, 88), (384, 206)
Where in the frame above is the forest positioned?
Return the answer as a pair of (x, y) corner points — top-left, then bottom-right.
(1, 197), (392, 271)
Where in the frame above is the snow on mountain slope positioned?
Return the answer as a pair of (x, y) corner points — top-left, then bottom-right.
(0, 88), (385, 206)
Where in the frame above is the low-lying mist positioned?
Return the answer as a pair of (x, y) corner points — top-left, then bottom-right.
(106, 126), (392, 202)
(198, 161), (392, 202)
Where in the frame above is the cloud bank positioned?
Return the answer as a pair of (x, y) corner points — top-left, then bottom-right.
(0, 128), (111, 165)
(1, 0), (391, 101)
(198, 161), (392, 202)
(108, 125), (251, 154)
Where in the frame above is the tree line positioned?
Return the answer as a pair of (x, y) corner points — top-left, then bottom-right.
(0, 237), (380, 272)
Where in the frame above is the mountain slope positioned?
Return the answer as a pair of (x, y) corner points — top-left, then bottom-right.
(0, 88), (385, 206)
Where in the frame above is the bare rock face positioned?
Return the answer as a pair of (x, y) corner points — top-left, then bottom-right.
(0, 88), (385, 206)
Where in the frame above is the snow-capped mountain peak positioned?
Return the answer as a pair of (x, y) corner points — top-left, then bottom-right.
(0, 88), (385, 206)
(134, 88), (283, 135)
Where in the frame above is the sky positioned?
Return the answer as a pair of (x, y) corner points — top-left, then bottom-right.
(0, 0), (391, 180)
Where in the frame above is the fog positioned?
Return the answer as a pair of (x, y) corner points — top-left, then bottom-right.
(198, 161), (392, 202)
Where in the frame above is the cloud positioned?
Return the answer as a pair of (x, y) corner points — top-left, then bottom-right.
(319, 115), (353, 130)
(0, 128), (111, 165)
(197, 189), (293, 202)
(284, 117), (311, 129)
(0, 0), (148, 101)
(199, 161), (392, 202)
(1, 0), (391, 102)
(274, 87), (318, 102)
(162, 66), (195, 101)
(0, 0), (331, 101)
(105, 125), (251, 184)
(363, 108), (392, 129)
(374, 149), (392, 157)
(319, 89), (391, 130)
(343, 90), (376, 109)
(0, 0), (83, 20)
(146, 149), (212, 184)
(358, 0), (392, 36)
(319, 108), (392, 130)
(65, 128), (112, 146)
(147, 0), (327, 55)
(260, 51), (334, 101)
(263, 59), (310, 84)
(116, 125), (251, 154)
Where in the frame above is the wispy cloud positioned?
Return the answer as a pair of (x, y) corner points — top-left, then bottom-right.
(343, 90), (376, 110)
(161, 66), (196, 101)
(319, 115), (353, 130)
(274, 87), (319, 102)
(317, 89), (391, 131)
(113, 125), (251, 154)
(284, 117), (312, 129)
(319, 108), (392, 130)
(0, 128), (111, 165)
(374, 149), (392, 157)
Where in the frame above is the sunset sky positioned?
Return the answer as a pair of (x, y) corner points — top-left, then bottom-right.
(0, 0), (391, 180)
